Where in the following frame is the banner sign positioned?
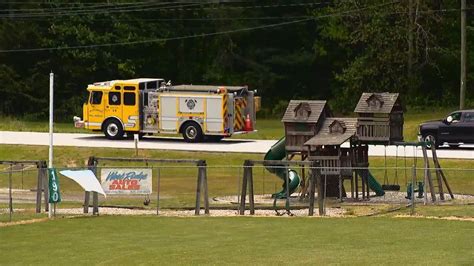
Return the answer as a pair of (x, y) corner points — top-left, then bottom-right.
(48, 168), (61, 203)
(101, 168), (152, 195)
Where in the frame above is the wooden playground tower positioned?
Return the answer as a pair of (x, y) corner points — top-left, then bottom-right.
(282, 92), (453, 202)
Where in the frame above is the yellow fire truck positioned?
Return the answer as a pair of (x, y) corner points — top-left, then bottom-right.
(73, 78), (258, 142)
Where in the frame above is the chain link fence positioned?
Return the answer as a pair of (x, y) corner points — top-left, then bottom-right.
(1, 160), (473, 222)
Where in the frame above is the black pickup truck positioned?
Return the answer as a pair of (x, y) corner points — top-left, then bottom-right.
(418, 110), (474, 147)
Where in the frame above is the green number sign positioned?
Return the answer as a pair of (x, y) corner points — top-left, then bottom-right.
(48, 168), (61, 203)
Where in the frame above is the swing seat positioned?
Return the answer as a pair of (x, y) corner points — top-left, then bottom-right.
(381, 184), (401, 191)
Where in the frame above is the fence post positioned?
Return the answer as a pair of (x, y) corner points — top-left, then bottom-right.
(42, 162), (49, 212)
(194, 161), (203, 215)
(83, 157), (94, 214)
(239, 161), (249, 215)
(8, 164), (13, 222)
(201, 160), (210, 215)
(83, 191), (90, 213)
(316, 162), (324, 216)
(156, 168), (160, 215)
(308, 161), (318, 216)
(90, 157), (99, 215)
(411, 165), (416, 215)
(247, 161), (255, 215)
(284, 164), (290, 213)
(421, 145), (436, 202)
(35, 162), (43, 213)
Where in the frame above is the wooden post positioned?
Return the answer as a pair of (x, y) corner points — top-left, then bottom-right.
(430, 145), (453, 200)
(156, 168), (160, 215)
(410, 165), (416, 215)
(247, 161), (255, 215)
(421, 145), (436, 202)
(92, 192), (99, 215)
(364, 146), (370, 199)
(83, 191), (90, 213)
(338, 148), (342, 202)
(42, 165), (49, 212)
(86, 157), (99, 215)
(350, 170), (354, 199)
(35, 163), (43, 213)
(361, 168), (366, 199)
(354, 144), (359, 199)
(8, 164), (13, 222)
(299, 163), (307, 200)
(308, 161), (318, 216)
(284, 164), (290, 213)
(439, 170), (454, 200)
(194, 163), (202, 216)
(316, 162), (324, 216)
(201, 161), (210, 215)
(239, 161), (248, 215)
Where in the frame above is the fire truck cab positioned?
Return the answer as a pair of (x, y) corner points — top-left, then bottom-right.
(74, 78), (258, 142)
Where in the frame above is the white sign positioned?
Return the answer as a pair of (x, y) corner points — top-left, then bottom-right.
(101, 168), (152, 195)
(60, 170), (106, 196)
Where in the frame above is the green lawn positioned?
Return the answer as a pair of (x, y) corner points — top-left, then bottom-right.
(397, 204), (474, 218)
(0, 216), (472, 264)
(0, 107), (456, 141)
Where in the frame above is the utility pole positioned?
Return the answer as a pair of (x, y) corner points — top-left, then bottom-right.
(408, 0), (414, 94)
(460, 0), (466, 109)
(48, 72), (54, 218)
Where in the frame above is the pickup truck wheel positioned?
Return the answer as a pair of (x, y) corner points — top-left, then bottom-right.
(182, 122), (203, 143)
(423, 134), (438, 148)
(104, 119), (124, 140)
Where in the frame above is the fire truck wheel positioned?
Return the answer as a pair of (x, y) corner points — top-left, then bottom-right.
(104, 119), (124, 140)
(182, 122), (203, 142)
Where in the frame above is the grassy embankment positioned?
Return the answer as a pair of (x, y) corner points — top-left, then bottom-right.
(0, 216), (473, 264)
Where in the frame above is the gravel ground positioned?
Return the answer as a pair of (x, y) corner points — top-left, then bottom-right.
(214, 192), (474, 205)
(2, 191), (472, 218)
(0, 207), (344, 217)
(51, 207), (345, 217)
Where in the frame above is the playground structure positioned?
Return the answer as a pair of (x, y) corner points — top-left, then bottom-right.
(0, 95), (460, 220)
(263, 92), (453, 203)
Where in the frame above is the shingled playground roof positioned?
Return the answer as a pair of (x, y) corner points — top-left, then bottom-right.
(304, 118), (358, 146)
(354, 92), (400, 114)
(281, 100), (328, 123)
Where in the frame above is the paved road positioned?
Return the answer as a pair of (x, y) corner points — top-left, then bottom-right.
(1, 131), (473, 159)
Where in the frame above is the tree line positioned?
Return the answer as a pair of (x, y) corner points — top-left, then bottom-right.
(0, 0), (472, 121)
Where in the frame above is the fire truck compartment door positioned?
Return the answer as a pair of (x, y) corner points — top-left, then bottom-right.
(205, 97), (224, 133)
(160, 95), (178, 131)
(178, 97), (204, 114)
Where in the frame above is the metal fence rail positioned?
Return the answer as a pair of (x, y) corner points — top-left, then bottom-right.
(1, 161), (473, 222)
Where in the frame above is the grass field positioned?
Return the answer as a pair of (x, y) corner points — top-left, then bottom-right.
(0, 107), (455, 141)
(0, 216), (473, 264)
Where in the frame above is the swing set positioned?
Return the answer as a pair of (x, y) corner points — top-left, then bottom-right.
(382, 141), (454, 202)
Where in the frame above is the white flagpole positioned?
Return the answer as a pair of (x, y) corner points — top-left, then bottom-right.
(48, 72), (54, 218)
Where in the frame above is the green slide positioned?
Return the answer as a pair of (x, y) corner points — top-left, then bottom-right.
(264, 137), (301, 199)
(367, 171), (385, 196)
